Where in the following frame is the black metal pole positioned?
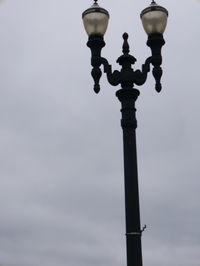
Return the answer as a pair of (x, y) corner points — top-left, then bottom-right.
(85, 30), (166, 266)
(116, 88), (143, 266)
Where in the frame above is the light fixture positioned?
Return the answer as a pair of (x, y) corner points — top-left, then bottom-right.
(82, 0), (110, 37)
(141, 1), (168, 35)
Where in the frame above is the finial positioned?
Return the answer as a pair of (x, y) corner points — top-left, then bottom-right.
(94, 0), (98, 3)
(122, 33), (130, 55)
(151, 0), (156, 3)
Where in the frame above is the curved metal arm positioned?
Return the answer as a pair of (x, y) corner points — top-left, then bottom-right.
(100, 58), (121, 86)
(87, 33), (165, 93)
(133, 55), (163, 92)
(90, 57), (120, 93)
(133, 57), (152, 86)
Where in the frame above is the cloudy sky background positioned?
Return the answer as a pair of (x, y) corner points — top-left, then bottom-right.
(0, 0), (199, 265)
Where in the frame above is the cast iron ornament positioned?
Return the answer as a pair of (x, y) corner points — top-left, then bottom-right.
(87, 32), (165, 94)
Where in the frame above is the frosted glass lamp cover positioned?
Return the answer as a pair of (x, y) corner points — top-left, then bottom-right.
(82, 2), (110, 36)
(141, 1), (168, 35)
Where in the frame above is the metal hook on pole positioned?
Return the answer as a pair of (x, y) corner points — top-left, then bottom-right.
(125, 225), (147, 237)
(141, 225), (147, 233)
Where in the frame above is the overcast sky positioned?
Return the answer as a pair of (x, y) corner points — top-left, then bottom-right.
(0, 0), (200, 265)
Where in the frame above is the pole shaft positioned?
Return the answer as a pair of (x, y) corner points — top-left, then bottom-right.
(116, 88), (143, 266)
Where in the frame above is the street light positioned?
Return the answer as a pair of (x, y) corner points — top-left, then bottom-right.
(82, 1), (168, 266)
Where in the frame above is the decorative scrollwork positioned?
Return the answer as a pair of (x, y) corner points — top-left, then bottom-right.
(87, 32), (165, 93)
(101, 58), (121, 86)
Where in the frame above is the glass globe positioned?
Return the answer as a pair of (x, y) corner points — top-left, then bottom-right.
(141, 1), (168, 35)
(82, 2), (110, 36)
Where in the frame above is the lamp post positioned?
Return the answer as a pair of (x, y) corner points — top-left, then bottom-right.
(82, 1), (168, 266)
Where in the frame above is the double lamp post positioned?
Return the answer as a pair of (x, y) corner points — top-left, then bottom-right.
(82, 1), (168, 266)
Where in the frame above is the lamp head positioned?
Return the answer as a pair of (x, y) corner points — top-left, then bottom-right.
(82, 1), (110, 37)
(140, 1), (168, 35)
